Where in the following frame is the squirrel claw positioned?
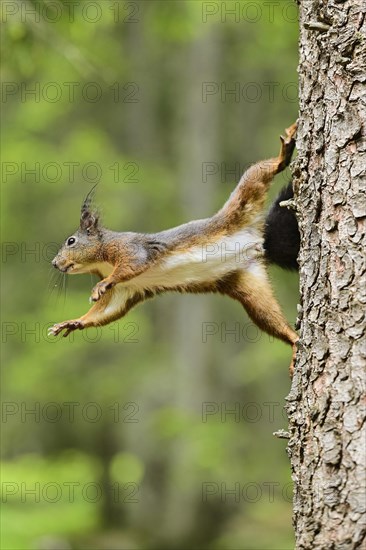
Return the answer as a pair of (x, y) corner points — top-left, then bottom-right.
(289, 339), (300, 378)
(284, 122), (297, 142)
(48, 320), (83, 337)
(279, 124), (296, 147)
(91, 280), (113, 302)
(278, 122), (297, 170)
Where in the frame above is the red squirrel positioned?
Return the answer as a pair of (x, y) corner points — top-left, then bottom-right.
(50, 123), (299, 373)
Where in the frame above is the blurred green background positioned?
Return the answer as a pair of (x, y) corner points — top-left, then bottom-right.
(1, 1), (299, 548)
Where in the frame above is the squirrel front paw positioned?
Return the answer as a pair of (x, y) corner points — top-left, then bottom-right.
(48, 320), (84, 337)
(90, 280), (114, 302)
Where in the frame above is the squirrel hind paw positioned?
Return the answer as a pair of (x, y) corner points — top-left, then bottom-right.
(278, 125), (297, 170)
(285, 122), (297, 142)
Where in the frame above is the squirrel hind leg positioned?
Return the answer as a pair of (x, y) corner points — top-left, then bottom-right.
(224, 269), (298, 373)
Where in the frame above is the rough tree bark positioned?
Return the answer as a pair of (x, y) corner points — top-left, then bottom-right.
(286, 0), (366, 548)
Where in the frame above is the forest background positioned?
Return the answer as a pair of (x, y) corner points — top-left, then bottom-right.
(1, 1), (299, 548)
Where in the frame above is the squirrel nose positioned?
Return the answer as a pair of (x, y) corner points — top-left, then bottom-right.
(52, 259), (58, 268)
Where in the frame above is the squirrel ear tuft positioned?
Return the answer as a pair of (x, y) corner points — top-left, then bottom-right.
(80, 210), (99, 233)
(80, 184), (100, 233)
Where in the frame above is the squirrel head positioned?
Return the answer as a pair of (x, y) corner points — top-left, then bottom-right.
(52, 185), (104, 274)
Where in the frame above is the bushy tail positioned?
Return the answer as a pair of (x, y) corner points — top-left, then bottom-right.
(264, 182), (300, 270)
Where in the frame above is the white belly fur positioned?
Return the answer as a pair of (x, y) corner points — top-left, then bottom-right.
(130, 227), (263, 290)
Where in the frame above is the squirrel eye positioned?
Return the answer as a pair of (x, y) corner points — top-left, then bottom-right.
(67, 236), (76, 247)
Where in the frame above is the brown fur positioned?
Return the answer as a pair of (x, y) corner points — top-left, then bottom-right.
(50, 123), (298, 374)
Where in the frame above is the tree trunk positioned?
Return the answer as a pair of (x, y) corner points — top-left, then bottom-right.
(286, 0), (366, 548)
